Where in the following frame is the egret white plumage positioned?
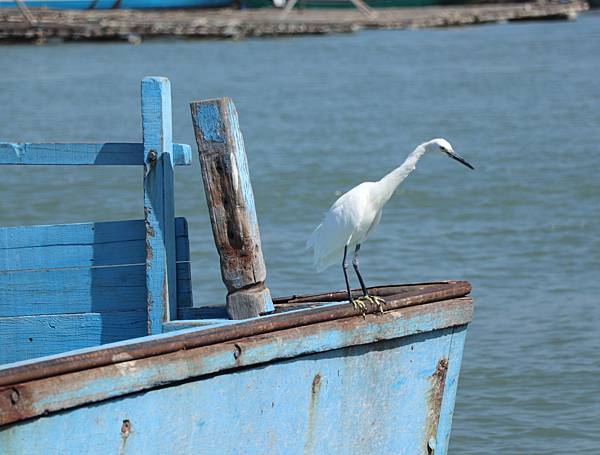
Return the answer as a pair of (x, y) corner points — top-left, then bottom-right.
(306, 138), (474, 314)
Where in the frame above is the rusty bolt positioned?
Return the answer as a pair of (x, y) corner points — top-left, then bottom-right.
(10, 389), (19, 405)
(147, 150), (158, 163)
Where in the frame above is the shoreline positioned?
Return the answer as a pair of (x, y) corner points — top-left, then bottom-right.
(0, 1), (589, 43)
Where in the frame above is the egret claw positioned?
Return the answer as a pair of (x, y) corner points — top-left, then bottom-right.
(351, 298), (368, 316)
(366, 295), (386, 314)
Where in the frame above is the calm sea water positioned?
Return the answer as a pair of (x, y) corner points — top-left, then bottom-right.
(1, 12), (599, 453)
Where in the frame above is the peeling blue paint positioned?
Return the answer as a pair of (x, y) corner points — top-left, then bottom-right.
(198, 103), (225, 143)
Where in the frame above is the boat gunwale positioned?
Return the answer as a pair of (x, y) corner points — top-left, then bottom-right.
(0, 294), (472, 427)
(0, 280), (470, 389)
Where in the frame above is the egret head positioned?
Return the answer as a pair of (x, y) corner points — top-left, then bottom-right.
(426, 138), (474, 170)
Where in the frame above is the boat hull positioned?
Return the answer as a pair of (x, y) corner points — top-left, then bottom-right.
(0, 291), (472, 454)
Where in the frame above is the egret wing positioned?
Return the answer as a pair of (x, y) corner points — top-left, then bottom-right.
(308, 190), (365, 272)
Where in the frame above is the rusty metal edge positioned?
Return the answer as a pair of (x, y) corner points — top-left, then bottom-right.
(0, 280), (470, 388)
(272, 281), (466, 304)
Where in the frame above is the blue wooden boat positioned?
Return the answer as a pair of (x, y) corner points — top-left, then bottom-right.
(0, 77), (473, 454)
(0, 0), (231, 9)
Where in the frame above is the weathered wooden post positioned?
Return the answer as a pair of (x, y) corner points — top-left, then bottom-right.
(142, 77), (177, 333)
(190, 98), (273, 319)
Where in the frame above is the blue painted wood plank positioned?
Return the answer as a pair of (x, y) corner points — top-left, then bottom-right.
(177, 305), (228, 320)
(0, 311), (147, 365)
(0, 263), (191, 318)
(0, 218), (190, 318)
(142, 77), (177, 334)
(0, 317), (467, 454)
(174, 217), (190, 262)
(0, 265), (146, 317)
(0, 219), (144, 251)
(176, 262), (193, 309)
(0, 239), (145, 271)
(0, 218), (189, 271)
(0, 142), (191, 166)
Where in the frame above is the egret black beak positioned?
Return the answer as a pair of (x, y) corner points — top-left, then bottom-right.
(446, 150), (474, 170)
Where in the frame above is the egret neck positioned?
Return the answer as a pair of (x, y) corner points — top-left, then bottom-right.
(374, 143), (427, 206)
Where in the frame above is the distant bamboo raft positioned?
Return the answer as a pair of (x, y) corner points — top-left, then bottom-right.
(0, 1), (588, 43)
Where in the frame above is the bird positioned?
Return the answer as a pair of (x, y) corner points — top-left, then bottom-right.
(306, 138), (474, 314)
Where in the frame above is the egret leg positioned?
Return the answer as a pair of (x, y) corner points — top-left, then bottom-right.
(343, 245), (366, 315)
(352, 244), (369, 296)
(352, 244), (386, 314)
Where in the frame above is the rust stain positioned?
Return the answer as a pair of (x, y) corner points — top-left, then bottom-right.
(162, 271), (168, 307)
(311, 374), (321, 395)
(232, 343), (242, 365)
(304, 373), (322, 455)
(0, 386), (34, 425)
(144, 208), (154, 262)
(119, 419), (131, 455)
(424, 358), (448, 454)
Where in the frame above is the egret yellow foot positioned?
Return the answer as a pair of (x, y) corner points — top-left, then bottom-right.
(351, 298), (368, 316)
(364, 295), (386, 314)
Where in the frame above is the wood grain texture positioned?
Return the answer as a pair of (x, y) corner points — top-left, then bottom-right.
(0, 218), (191, 317)
(142, 77), (177, 333)
(0, 311), (147, 365)
(0, 216), (192, 363)
(190, 97), (273, 319)
(0, 265), (146, 317)
(0, 142), (191, 166)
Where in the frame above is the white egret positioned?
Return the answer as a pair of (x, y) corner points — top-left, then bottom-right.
(306, 138), (474, 314)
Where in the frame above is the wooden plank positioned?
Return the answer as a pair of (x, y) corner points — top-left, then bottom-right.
(0, 298), (472, 426)
(177, 306), (227, 320)
(176, 262), (193, 309)
(142, 77), (177, 334)
(0, 281), (471, 387)
(0, 265), (146, 317)
(0, 218), (190, 317)
(0, 218), (189, 271)
(174, 217), (190, 263)
(0, 218), (144, 251)
(190, 98), (273, 319)
(0, 310), (147, 365)
(0, 264), (191, 318)
(0, 142), (192, 166)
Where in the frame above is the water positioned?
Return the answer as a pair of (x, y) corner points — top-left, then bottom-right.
(1, 12), (599, 453)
